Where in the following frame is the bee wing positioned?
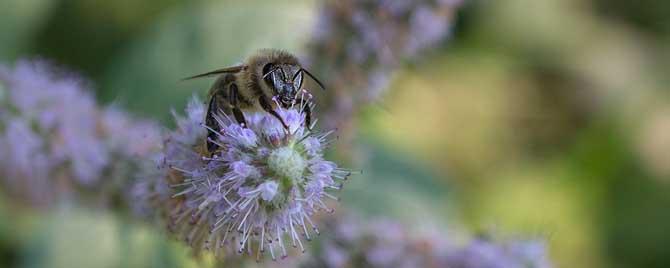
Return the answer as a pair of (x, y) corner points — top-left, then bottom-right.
(182, 65), (245, 81)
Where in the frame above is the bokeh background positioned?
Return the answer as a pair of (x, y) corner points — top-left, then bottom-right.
(1, 0), (670, 267)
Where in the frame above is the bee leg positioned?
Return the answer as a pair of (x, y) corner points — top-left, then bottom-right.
(302, 102), (312, 130)
(259, 96), (289, 129)
(206, 94), (223, 153)
(229, 83), (248, 127)
(205, 74), (236, 154)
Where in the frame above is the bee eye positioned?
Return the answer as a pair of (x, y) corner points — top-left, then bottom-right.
(262, 63), (274, 77)
(272, 72), (284, 91)
(278, 67), (287, 80)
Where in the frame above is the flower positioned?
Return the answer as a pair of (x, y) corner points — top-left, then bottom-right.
(301, 215), (451, 268)
(298, 214), (552, 268)
(0, 60), (107, 185)
(99, 105), (162, 159)
(127, 151), (171, 218)
(127, 97), (206, 219)
(446, 237), (553, 268)
(306, 0), (462, 130)
(0, 59), (162, 208)
(162, 97), (351, 261)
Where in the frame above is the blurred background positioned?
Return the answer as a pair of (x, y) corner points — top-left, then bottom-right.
(1, 0), (670, 267)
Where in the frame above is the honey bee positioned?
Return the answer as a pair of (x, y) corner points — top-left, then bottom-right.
(184, 49), (325, 152)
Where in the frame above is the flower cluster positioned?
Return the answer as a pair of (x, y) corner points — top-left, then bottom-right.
(300, 216), (449, 268)
(298, 215), (551, 268)
(306, 0), (462, 129)
(446, 237), (552, 268)
(127, 97), (205, 219)
(0, 60), (161, 208)
(160, 97), (350, 261)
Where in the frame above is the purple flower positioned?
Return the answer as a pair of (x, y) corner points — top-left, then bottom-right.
(0, 60), (105, 198)
(163, 96), (208, 173)
(404, 5), (453, 57)
(128, 152), (171, 218)
(0, 59), (162, 208)
(100, 105), (162, 158)
(507, 240), (553, 268)
(297, 214), (553, 268)
(0, 119), (52, 204)
(162, 97), (351, 261)
(322, 241), (349, 267)
(306, 0), (462, 130)
(1, 60), (109, 185)
(446, 238), (553, 268)
(300, 215), (452, 268)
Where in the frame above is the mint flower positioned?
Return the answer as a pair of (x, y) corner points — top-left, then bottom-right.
(0, 60), (107, 186)
(307, 0), (462, 129)
(300, 214), (553, 268)
(301, 215), (452, 268)
(100, 105), (162, 159)
(446, 238), (552, 268)
(128, 96), (206, 219)
(163, 97), (350, 261)
(0, 59), (162, 208)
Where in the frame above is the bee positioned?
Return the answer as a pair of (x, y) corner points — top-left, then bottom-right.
(184, 49), (325, 153)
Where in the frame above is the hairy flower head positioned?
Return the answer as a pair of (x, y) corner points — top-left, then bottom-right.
(164, 97), (350, 261)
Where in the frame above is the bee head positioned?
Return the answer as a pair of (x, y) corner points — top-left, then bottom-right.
(263, 63), (303, 106)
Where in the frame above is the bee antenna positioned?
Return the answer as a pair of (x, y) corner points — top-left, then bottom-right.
(300, 68), (325, 91)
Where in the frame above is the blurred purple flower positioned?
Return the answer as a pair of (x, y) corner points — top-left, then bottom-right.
(298, 215), (552, 268)
(159, 97), (351, 261)
(405, 5), (453, 57)
(0, 59), (162, 208)
(446, 238), (552, 268)
(0, 60), (108, 185)
(100, 105), (162, 158)
(128, 151), (171, 218)
(0, 119), (52, 204)
(299, 215), (451, 268)
(306, 0), (462, 130)
(127, 98), (207, 219)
